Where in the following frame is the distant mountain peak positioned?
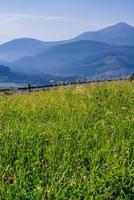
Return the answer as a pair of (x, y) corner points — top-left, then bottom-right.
(116, 22), (131, 26)
(98, 22), (134, 33)
(111, 22), (133, 29)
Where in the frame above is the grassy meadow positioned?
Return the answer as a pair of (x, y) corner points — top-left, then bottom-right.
(0, 81), (134, 199)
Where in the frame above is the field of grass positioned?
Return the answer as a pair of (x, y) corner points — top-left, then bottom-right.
(0, 81), (134, 200)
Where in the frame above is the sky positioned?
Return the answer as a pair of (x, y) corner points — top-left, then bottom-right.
(0, 0), (133, 43)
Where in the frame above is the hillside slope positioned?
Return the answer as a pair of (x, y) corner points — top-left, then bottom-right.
(62, 52), (134, 77)
(10, 40), (134, 76)
(0, 81), (133, 199)
(73, 22), (134, 46)
(0, 38), (52, 62)
(0, 65), (74, 85)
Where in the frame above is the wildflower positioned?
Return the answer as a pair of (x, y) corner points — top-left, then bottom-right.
(83, 176), (88, 181)
(69, 180), (76, 187)
(121, 107), (128, 110)
(45, 139), (49, 146)
(105, 164), (110, 172)
(8, 176), (14, 185)
(40, 159), (48, 166)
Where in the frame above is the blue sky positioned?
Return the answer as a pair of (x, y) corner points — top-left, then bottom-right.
(0, 0), (133, 43)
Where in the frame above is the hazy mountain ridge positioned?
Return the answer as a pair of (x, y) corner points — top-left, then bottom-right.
(0, 65), (77, 85)
(0, 38), (53, 62)
(10, 40), (116, 74)
(0, 22), (134, 83)
(62, 52), (134, 76)
(10, 40), (134, 76)
(73, 22), (134, 46)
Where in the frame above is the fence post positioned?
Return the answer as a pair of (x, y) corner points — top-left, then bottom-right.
(28, 84), (31, 93)
(129, 73), (134, 82)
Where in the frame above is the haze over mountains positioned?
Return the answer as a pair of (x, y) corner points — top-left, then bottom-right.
(73, 22), (134, 46)
(10, 40), (134, 76)
(0, 38), (53, 62)
(0, 22), (134, 84)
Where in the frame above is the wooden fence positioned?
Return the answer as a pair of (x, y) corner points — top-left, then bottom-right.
(0, 76), (133, 94)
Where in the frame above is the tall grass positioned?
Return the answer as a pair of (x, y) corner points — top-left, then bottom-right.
(0, 81), (134, 199)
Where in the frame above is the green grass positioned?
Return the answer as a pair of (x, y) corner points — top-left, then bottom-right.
(0, 81), (134, 200)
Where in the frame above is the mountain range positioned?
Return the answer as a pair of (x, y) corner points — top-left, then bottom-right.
(0, 38), (53, 62)
(73, 22), (134, 46)
(10, 40), (134, 76)
(0, 65), (76, 86)
(0, 22), (134, 84)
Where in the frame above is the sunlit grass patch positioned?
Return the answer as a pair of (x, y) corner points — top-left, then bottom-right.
(0, 81), (134, 199)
